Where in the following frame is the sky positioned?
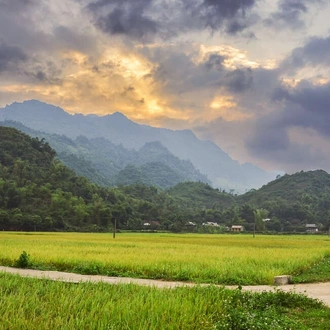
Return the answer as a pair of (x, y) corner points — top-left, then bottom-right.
(1, 0), (330, 173)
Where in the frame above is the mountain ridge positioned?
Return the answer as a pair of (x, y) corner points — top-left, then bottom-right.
(0, 100), (277, 191)
(0, 120), (209, 188)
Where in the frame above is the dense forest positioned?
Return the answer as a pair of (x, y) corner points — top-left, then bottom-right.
(1, 126), (330, 233)
(0, 126), (210, 232)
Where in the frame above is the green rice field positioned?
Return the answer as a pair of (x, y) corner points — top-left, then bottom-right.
(1, 272), (330, 330)
(1, 232), (330, 285)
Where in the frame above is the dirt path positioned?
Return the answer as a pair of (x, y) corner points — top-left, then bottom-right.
(1, 266), (330, 307)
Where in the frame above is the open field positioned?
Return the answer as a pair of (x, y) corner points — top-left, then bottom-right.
(1, 232), (330, 285)
(1, 272), (330, 330)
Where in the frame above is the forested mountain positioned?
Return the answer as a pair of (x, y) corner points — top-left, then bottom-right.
(0, 100), (278, 192)
(0, 127), (189, 231)
(1, 126), (330, 233)
(0, 121), (209, 189)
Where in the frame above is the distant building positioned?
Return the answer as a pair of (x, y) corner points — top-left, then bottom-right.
(305, 224), (318, 233)
(143, 221), (160, 228)
(202, 222), (219, 227)
(231, 225), (244, 232)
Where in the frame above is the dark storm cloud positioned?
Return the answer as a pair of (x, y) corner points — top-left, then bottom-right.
(87, 0), (159, 40)
(0, 42), (28, 72)
(0, 0), (35, 11)
(24, 60), (63, 84)
(184, 0), (257, 33)
(87, 0), (258, 40)
(247, 80), (330, 170)
(225, 68), (253, 93)
(0, 39), (61, 83)
(264, 0), (324, 30)
(204, 54), (226, 71)
(272, 81), (330, 135)
(281, 35), (330, 73)
(145, 45), (242, 97)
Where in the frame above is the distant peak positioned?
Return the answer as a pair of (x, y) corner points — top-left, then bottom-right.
(5, 99), (67, 114)
(101, 111), (132, 123)
(111, 112), (128, 119)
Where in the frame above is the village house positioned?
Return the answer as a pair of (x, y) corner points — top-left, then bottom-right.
(231, 225), (244, 232)
(305, 224), (318, 233)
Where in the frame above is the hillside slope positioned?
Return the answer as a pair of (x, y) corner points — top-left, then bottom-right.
(167, 182), (236, 210)
(239, 170), (330, 205)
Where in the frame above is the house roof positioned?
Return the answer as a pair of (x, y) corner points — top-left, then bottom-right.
(231, 225), (243, 229)
(306, 224), (317, 228)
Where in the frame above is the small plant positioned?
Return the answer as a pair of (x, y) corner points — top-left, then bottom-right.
(15, 251), (30, 268)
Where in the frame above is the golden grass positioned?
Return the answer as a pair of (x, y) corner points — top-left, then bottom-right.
(1, 232), (330, 284)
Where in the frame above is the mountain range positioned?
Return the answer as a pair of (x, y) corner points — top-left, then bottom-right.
(2, 124), (330, 232)
(0, 121), (209, 189)
(0, 100), (278, 192)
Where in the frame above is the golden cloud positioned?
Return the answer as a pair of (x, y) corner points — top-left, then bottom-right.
(197, 44), (260, 69)
(209, 95), (253, 122)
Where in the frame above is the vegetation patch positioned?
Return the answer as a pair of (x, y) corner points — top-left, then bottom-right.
(0, 272), (329, 329)
(292, 254), (330, 283)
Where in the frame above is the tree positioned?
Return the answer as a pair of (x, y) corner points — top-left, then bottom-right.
(253, 208), (269, 233)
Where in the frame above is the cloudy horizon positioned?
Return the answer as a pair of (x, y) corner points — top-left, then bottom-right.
(1, 0), (330, 174)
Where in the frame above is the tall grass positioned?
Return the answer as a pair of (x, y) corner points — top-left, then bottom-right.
(1, 272), (329, 329)
(1, 233), (330, 284)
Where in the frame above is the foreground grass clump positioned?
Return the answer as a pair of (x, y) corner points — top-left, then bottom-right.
(1, 232), (330, 285)
(0, 273), (329, 330)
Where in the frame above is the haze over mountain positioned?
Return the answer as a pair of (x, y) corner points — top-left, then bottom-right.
(0, 100), (278, 192)
(0, 120), (209, 189)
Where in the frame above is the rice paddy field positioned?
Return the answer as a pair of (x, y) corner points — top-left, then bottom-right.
(1, 232), (330, 285)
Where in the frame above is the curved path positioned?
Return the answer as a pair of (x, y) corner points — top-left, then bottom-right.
(1, 266), (330, 307)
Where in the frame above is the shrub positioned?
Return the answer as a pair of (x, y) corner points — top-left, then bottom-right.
(15, 251), (30, 268)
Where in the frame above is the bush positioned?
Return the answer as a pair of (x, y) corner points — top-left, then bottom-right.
(15, 251), (30, 268)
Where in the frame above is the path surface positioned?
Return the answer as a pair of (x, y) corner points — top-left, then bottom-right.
(1, 266), (330, 307)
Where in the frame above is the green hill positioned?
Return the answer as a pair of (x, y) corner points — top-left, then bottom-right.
(237, 170), (330, 231)
(239, 170), (330, 205)
(167, 182), (236, 209)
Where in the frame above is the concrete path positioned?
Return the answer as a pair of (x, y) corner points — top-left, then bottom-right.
(1, 266), (330, 307)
